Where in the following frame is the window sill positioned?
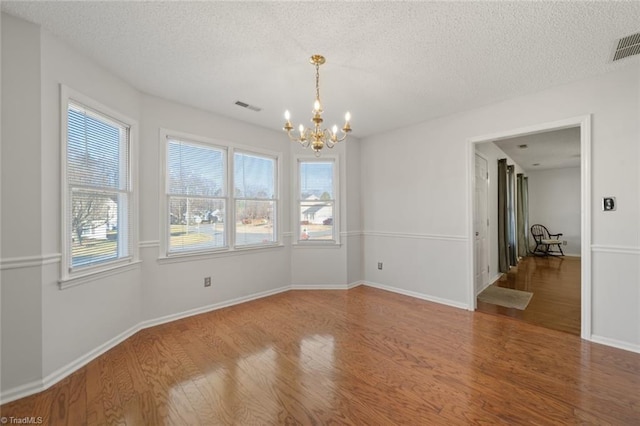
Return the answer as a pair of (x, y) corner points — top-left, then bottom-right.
(157, 243), (285, 264)
(292, 242), (342, 249)
(59, 259), (142, 290)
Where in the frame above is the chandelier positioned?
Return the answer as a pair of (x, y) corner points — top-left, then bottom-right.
(283, 55), (352, 156)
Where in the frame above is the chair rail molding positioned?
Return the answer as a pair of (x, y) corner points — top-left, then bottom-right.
(362, 230), (467, 242)
(591, 244), (640, 255)
(138, 240), (160, 249)
(0, 253), (61, 270)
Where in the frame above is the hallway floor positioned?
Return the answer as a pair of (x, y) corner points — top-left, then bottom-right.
(477, 255), (581, 335)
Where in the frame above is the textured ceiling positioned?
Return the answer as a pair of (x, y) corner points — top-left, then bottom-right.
(493, 127), (581, 172)
(3, 1), (640, 137)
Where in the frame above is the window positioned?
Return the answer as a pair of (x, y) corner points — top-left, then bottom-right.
(297, 159), (336, 242)
(64, 98), (133, 273)
(167, 138), (226, 253)
(162, 131), (280, 256)
(234, 152), (277, 247)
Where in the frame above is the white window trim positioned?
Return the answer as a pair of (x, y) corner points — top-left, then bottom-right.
(158, 128), (282, 260)
(293, 155), (340, 246)
(59, 85), (139, 286)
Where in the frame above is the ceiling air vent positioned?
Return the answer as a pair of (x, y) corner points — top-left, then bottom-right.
(612, 32), (640, 62)
(234, 100), (262, 112)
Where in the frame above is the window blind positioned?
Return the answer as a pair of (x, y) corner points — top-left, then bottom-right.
(167, 138), (227, 252)
(67, 101), (131, 270)
(234, 152), (276, 246)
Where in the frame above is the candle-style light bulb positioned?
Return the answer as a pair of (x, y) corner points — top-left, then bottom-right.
(314, 100), (321, 112)
(345, 111), (351, 122)
(332, 125), (338, 135)
(285, 110), (290, 120)
(299, 124), (305, 135)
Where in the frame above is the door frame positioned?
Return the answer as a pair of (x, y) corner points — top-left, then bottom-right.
(466, 115), (592, 341)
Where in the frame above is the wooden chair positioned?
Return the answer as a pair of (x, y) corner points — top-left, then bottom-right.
(530, 224), (564, 256)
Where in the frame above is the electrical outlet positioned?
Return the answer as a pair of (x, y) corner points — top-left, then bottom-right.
(563, 240), (567, 246)
(204, 277), (212, 287)
(378, 262), (383, 270)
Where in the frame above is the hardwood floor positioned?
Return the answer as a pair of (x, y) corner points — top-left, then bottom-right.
(2, 285), (639, 424)
(477, 255), (581, 335)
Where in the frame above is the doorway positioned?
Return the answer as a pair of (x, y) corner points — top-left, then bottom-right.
(467, 116), (591, 339)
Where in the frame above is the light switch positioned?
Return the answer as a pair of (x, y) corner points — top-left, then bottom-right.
(602, 197), (616, 211)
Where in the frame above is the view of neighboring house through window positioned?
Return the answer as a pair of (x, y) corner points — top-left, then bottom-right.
(298, 160), (335, 241)
(234, 152), (277, 246)
(66, 101), (131, 270)
(167, 138), (227, 252)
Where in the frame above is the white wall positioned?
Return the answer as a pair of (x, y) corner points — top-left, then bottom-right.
(346, 138), (363, 286)
(3, 9), (640, 404)
(1, 13), (144, 398)
(38, 23), (144, 383)
(0, 13), (361, 402)
(1, 14), (43, 393)
(0, 8), (3, 396)
(528, 167), (581, 256)
(138, 94), (294, 321)
(361, 63), (640, 350)
(360, 119), (469, 307)
(289, 137), (362, 289)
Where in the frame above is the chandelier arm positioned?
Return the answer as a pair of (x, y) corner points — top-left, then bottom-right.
(286, 129), (310, 148)
(334, 131), (349, 143)
(300, 128), (311, 148)
(285, 129), (299, 142)
(323, 129), (335, 149)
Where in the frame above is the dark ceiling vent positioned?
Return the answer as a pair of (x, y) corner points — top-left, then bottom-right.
(235, 100), (262, 112)
(612, 32), (640, 62)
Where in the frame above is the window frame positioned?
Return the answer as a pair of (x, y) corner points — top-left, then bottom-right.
(159, 128), (282, 259)
(232, 150), (279, 249)
(294, 156), (340, 246)
(60, 85), (139, 286)
(165, 136), (229, 254)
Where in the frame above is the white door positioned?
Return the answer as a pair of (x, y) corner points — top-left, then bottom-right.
(474, 153), (489, 294)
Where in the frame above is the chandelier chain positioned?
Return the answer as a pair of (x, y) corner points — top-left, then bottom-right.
(315, 63), (320, 104)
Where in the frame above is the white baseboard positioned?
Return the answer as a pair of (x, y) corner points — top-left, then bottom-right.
(139, 286), (290, 330)
(0, 285), (290, 405)
(290, 284), (351, 290)
(476, 273), (503, 296)
(2, 323), (141, 405)
(2, 282), (365, 403)
(290, 282), (363, 290)
(347, 281), (363, 289)
(4, 280), (637, 405)
(362, 280), (468, 310)
(589, 335), (640, 354)
(0, 379), (46, 406)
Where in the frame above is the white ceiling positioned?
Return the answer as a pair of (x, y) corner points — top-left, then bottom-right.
(3, 1), (640, 138)
(493, 127), (581, 172)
